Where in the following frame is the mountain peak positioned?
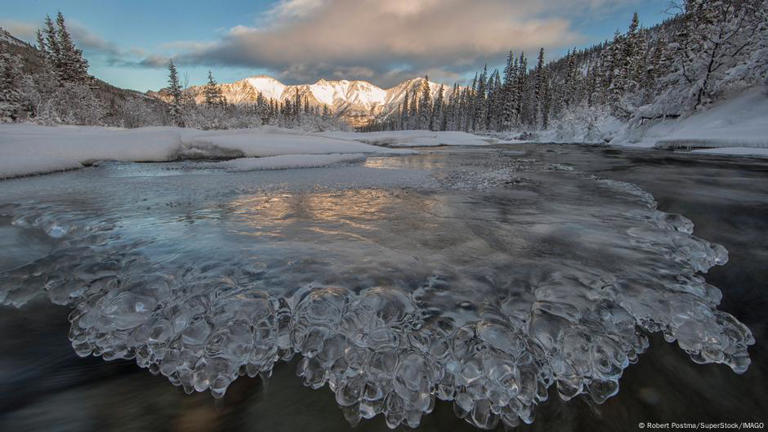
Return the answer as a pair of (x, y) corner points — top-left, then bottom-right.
(159, 74), (453, 127)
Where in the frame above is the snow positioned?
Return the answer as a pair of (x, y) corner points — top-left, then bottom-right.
(0, 124), (411, 179)
(245, 76), (287, 101)
(615, 88), (768, 150)
(319, 130), (493, 147)
(309, 79), (388, 108)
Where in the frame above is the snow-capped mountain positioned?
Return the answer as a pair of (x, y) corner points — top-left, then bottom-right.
(150, 75), (451, 127)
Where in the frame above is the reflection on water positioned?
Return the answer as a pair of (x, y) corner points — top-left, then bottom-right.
(0, 145), (766, 431)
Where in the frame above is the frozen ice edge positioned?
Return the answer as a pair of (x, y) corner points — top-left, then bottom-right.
(0, 177), (755, 430)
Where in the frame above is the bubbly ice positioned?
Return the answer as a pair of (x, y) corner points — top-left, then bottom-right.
(0, 156), (754, 430)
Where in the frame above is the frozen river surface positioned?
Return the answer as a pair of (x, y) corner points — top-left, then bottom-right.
(0, 144), (765, 431)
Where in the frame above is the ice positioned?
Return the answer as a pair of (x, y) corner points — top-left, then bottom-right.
(320, 130), (493, 147)
(691, 147), (768, 158)
(0, 153), (754, 430)
(202, 153), (368, 171)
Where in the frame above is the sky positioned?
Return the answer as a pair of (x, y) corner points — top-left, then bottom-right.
(1, 0), (673, 92)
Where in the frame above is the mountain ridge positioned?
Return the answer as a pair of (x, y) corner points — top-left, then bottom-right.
(148, 75), (452, 127)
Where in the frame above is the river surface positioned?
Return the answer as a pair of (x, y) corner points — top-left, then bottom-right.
(0, 143), (765, 431)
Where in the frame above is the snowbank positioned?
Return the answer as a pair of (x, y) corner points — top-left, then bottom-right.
(0, 124), (410, 178)
(615, 88), (768, 150)
(319, 130), (493, 147)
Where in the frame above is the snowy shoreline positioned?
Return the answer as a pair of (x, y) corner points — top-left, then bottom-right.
(0, 125), (412, 179)
(0, 126), (497, 179)
(520, 88), (768, 154)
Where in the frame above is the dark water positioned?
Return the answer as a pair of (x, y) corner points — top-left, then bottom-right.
(0, 144), (766, 431)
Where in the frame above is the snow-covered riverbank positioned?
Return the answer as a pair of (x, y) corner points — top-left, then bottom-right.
(618, 88), (768, 152)
(0, 125), (416, 179)
(0, 125), (496, 179)
(531, 87), (768, 155)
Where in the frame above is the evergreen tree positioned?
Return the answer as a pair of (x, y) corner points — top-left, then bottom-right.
(533, 48), (546, 129)
(541, 69), (551, 129)
(35, 29), (47, 54)
(0, 53), (25, 122)
(408, 89), (418, 128)
(515, 54), (527, 125)
(55, 12), (89, 83)
(418, 76), (432, 129)
(400, 91), (409, 129)
(167, 60), (184, 126)
(474, 66), (487, 131)
(43, 15), (60, 71)
(501, 51), (516, 130)
(433, 84), (444, 131)
(204, 70), (225, 107)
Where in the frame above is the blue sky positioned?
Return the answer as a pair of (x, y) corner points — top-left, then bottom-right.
(1, 0), (673, 91)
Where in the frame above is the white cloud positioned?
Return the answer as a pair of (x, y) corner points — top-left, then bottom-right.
(169, 0), (626, 85)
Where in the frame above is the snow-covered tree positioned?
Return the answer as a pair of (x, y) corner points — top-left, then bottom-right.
(433, 84), (444, 131)
(167, 60), (184, 126)
(533, 48), (546, 128)
(418, 76), (432, 129)
(203, 70), (226, 107)
(673, 0), (766, 109)
(55, 12), (89, 84)
(0, 53), (25, 122)
(501, 51), (517, 130)
(42, 15), (60, 70)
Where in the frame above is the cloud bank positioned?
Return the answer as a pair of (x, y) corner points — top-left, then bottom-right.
(167, 0), (631, 86)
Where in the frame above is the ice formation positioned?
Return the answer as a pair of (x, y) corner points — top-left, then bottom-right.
(0, 160), (754, 430)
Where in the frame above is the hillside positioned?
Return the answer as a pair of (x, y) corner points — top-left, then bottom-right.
(0, 26), (168, 126)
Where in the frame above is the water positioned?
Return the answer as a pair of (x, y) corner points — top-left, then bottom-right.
(0, 144), (765, 431)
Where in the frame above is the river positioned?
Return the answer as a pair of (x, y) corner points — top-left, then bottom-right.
(0, 143), (765, 431)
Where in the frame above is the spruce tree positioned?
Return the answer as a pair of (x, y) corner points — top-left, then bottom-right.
(35, 30), (47, 54)
(55, 12), (89, 83)
(400, 91), (409, 129)
(515, 54), (527, 125)
(432, 84), (444, 131)
(0, 53), (24, 122)
(204, 70), (225, 107)
(418, 76), (432, 130)
(167, 60), (184, 126)
(501, 51), (516, 130)
(474, 66), (487, 131)
(408, 88), (418, 128)
(541, 69), (551, 129)
(43, 15), (60, 72)
(533, 48), (545, 129)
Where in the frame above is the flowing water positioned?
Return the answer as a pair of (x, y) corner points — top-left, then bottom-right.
(0, 144), (766, 431)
